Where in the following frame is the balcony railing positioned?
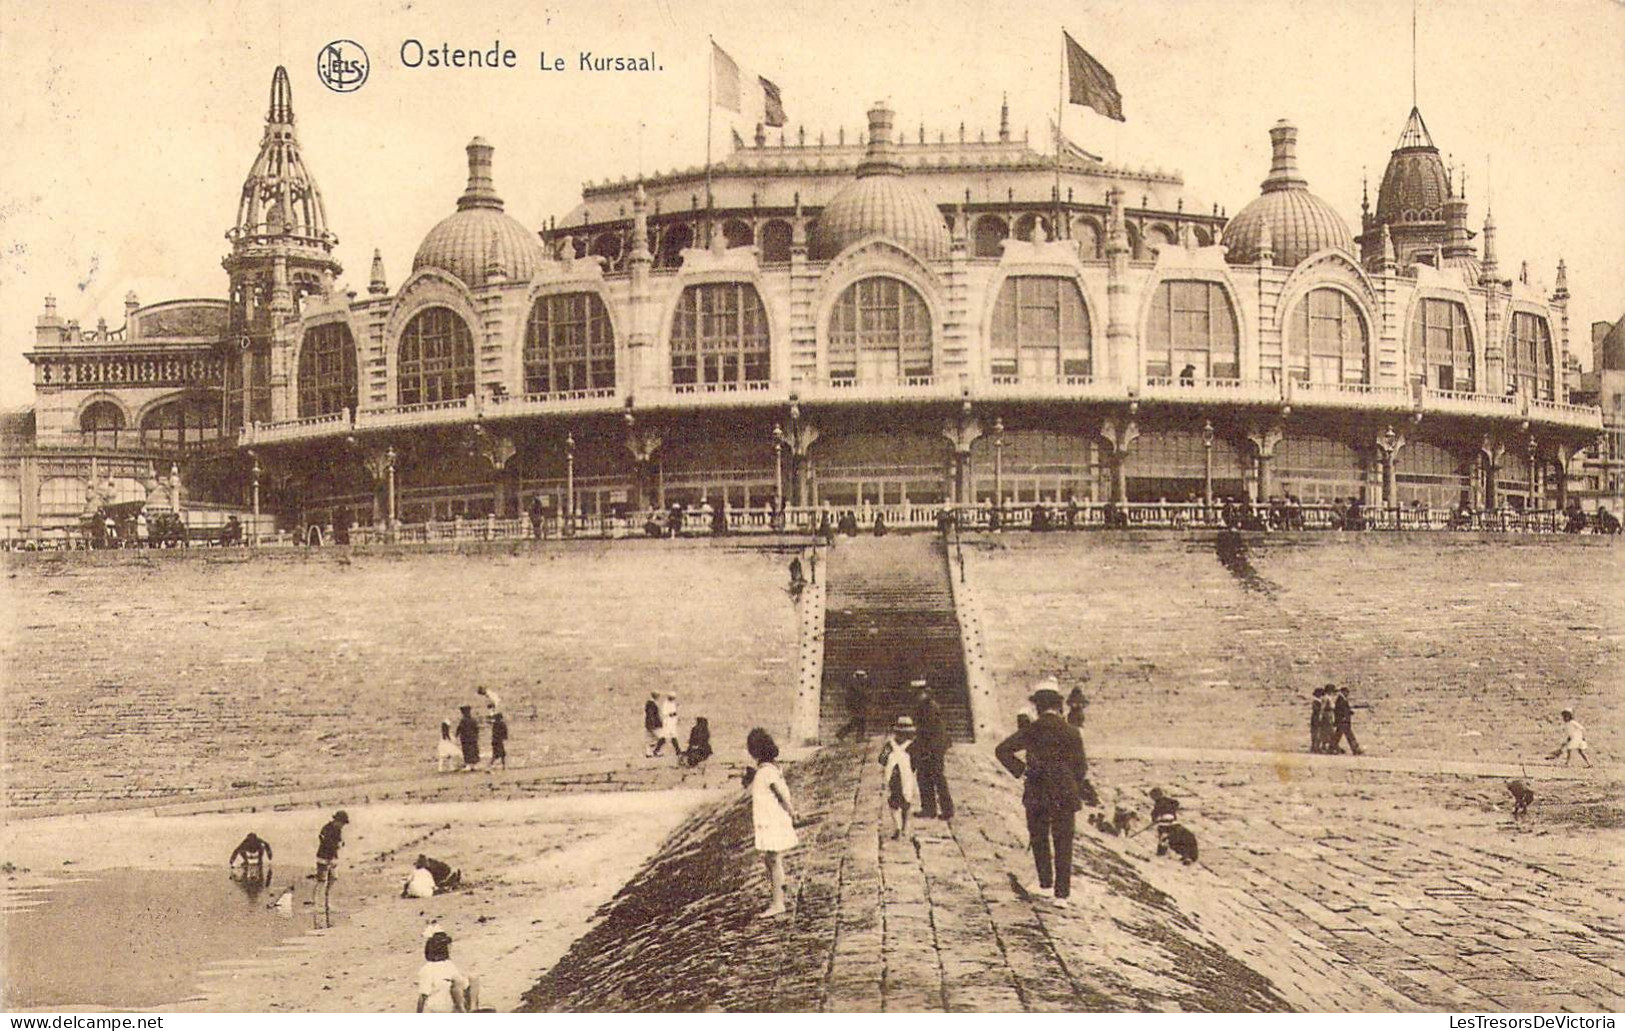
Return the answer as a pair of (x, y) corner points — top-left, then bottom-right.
(1141, 377), (1282, 404)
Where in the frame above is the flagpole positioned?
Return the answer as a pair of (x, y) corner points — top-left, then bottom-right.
(1055, 30), (1065, 240)
(705, 36), (715, 247)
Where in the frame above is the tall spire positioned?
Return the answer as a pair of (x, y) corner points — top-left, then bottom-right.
(269, 66), (294, 125)
(230, 65), (336, 249)
(999, 93), (1010, 143)
(1479, 206), (1499, 285)
(368, 248), (388, 295)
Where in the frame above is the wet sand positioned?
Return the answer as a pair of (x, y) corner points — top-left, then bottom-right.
(1, 785), (723, 1012)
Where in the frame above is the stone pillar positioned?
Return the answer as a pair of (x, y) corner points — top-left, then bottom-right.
(1104, 187), (1134, 387)
(1246, 423), (1285, 504)
(625, 426), (663, 511)
(790, 423), (821, 507)
(1374, 429), (1407, 508)
(1099, 415), (1141, 504)
(1480, 438), (1505, 510)
(1555, 444), (1572, 510)
(942, 414), (983, 504)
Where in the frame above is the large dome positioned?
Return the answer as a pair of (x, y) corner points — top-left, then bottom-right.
(1375, 108), (1448, 225)
(1222, 121), (1353, 267)
(811, 103), (950, 262)
(412, 138), (544, 290)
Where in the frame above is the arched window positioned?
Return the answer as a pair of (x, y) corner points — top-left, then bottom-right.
(1146, 224), (1177, 252)
(1508, 312), (1554, 400)
(1409, 298), (1475, 392)
(721, 219), (754, 248)
(524, 292), (615, 395)
(828, 277), (933, 383)
(1145, 280), (1240, 380)
(670, 282), (771, 387)
(760, 220), (793, 263)
(397, 307), (475, 406)
(1073, 219), (1102, 259)
(656, 224), (693, 269)
(141, 396), (221, 447)
(297, 323), (358, 418)
(973, 216), (1007, 258)
(80, 401), (126, 446)
(990, 277), (1092, 381)
(1014, 214), (1052, 242)
(1287, 288), (1369, 384)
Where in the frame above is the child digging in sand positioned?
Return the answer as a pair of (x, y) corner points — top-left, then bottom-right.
(745, 728), (798, 918)
(879, 716), (919, 841)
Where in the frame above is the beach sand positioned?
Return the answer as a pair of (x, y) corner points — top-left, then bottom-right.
(1, 784), (724, 1012)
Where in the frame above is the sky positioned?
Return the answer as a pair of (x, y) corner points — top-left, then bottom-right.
(2, 0), (1622, 408)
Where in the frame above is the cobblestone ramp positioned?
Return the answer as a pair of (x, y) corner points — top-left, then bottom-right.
(521, 744), (1293, 1012)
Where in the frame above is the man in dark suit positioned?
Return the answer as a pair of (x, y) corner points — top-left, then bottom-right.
(1332, 685), (1363, 755)
(912, 681), (954, 821)
(995, 686), (1088, 907)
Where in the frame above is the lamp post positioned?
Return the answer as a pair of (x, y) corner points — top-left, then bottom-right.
(385, 445), (397, 533)
(1526, 434), (1539, 510)
(1381, 425), (1399, 511)
(565, 430), (576, 536)
(1201, 420), (1215, 513)
(772, 422), (786, 514)
(993, 416), (1006, 525)
(246, 450), (261, 545)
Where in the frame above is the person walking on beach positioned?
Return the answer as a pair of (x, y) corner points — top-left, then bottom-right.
(314, 810), (348, 926)
(912, 681), (955, 821)
(489, 712), (509, 770)
(1065, 685), (1089, 729)
(1331, 685), (1363, 756)
(436, 720), (459, 772)
(456, 705), (481, 772)
(660, 692), (682, 760)
(745, 728), (799, 918)
(879, 716), (919, 841)
(1310, 687), (1326, 753)
(995, 686), (1088, 908)
(1547, 709), (1592, 767)
(644, 691), (665, 756)
(1317, 686), (1341, 754)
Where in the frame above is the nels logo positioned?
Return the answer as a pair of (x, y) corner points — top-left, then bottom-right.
(317, 40), (369, 93)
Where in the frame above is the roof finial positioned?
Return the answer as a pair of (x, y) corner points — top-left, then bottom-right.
(368, 248), (387, 295)
(269, 66), (294, 124)
(1554, 258), (1569, 301)
(1261, 120), (1308, 193)
(999, 93), (1010, 143)
(1411, 0), (1418, 109)
(458, 137), (504, 212)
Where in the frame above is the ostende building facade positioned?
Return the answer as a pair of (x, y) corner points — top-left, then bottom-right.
(4, 67), (1603, 536)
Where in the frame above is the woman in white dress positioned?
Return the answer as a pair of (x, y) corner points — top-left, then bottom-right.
(746, 728), (798, 917)
(879, 716), (919, 841)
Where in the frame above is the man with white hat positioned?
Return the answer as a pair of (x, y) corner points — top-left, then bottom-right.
(995, 682), (1088, 908)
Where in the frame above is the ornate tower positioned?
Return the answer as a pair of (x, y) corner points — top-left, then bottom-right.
(221, 66), (341, 431)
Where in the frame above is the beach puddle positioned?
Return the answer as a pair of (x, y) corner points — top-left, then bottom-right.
(2, 867), (311, 1010)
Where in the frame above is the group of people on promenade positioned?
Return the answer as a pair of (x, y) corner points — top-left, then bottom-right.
(437, 686), (508, 773)
(1309, 685), (1362, 755)
(643, 691), (713, 767)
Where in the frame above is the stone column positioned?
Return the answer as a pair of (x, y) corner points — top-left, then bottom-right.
(1374, 428), (1407, 508)
(1099, 415), (1141, 504)
(790, 423), (821, 507)
(1480, 438), (1505, 510)
(625, 426), (663, 511)
(1246, 423), (1285, 504)
(942, 413), (983, 504)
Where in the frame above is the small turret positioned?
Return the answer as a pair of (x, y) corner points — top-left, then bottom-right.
(1554, 258), (1569, 302)
(998, 93), (1010, 143)
(368, 249), (388, 295)
(1479, 208), (1499, 286)
(628, 183), (652, 266)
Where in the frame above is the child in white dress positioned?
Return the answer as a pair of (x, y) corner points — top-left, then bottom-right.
(436, 720), (458, 773)
(1547, 709), (1592, 767)
(746, 728), (798, 918)
(879, 716), (919, 841)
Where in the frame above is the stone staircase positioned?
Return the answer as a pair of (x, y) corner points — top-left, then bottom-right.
(818, 534), (974, 742)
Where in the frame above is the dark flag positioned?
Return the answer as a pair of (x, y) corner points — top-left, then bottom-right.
(760, 75), (787, 127)
(1064, 31), (1124, 122)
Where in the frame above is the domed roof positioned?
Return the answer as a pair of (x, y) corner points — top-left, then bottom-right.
(1222, 121), (1353, 267)
(412, 138), (544, 289)
(1375, 108), (1449, 225)
(811, 103), (950, 262)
